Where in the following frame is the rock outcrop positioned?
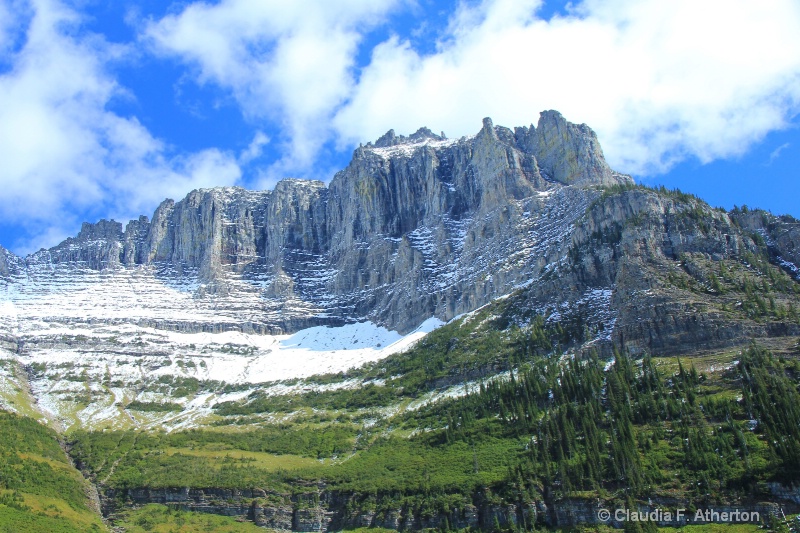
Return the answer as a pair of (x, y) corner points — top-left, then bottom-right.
(2, 110), (798, 354)
(0, 246), (13, 277)
(106, 484), (798, 531)
(516, 110), (617, 186)
(1, 111), (632, 335)
(503, 185), (800, 357)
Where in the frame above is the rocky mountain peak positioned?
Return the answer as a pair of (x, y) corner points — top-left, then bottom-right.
(372, 129), (398, 147)
(76, 219), (123, 242)
(2, 110), (800, 446)
(2, 111), (637, 335)
(528, 109), (615, 186)
(371, 126), (445, 148)
(407, 126), (442, 142)
(480, 116), (496, 137)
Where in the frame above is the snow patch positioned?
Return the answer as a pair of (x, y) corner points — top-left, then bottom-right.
(3, 313), (444, 429)
(367, 137), (463, 159)
(777, 256), (800, 280)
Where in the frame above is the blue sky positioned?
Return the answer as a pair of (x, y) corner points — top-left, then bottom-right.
(1, 0), (799, 255)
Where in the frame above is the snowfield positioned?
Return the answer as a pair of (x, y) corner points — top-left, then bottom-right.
(0, 264), (444, 430)
(0, 177), (600, 431)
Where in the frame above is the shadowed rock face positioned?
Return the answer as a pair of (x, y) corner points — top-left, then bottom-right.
(105, 484), (796, 532)
(2, 111), (631, 334)
(0, 247), (11, 278)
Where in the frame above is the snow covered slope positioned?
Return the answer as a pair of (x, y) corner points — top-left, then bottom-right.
(2, 111), (800, 434)
(0, 111), (632, 431)
(0, 264), (443, 430)
(0, 111), (631, 427)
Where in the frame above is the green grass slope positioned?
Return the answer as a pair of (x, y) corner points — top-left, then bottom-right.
(0, 411), (106, 532)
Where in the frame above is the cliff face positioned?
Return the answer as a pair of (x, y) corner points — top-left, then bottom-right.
(1, 110), (630, 335)
(502, 186), (800, 357)
(1, 108), (798, 387)
(0, 246), (15, 278)
(2, 109), (798, 347)
(105, 484), (796, 532)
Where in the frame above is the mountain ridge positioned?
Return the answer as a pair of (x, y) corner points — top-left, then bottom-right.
(1, 110), (800, 532)
(0, 110), (631, 336)
(2, 110), (800, 431)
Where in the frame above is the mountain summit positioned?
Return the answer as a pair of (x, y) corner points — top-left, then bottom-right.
(2, 109), (799, 432)
(1, 111), (800, 532)
(1, 110), (630, 337)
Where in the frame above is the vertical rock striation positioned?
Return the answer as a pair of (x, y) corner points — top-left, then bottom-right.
(2, 111), (631, 335)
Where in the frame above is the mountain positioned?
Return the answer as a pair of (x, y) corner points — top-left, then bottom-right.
(0, 111), (637, 429)
(1, 111), (800, 532)
(1, 111), (628, 333)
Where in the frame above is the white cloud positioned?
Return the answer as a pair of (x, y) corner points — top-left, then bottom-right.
(334, 0), (800, 175)
(0, 0), (242, 254)
(144, 0), (403, 174)
(5, 0), (800, 253)
(141, 0), (800, 178)
(0, 2), (11, 52)
(767, 142), (790, 165)
(0, 0), (27, 55)
(239, 130), (270, 164)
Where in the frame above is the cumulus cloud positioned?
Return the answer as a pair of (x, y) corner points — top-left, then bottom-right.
(0, 0), (242, 253)
(335, 0), (800, 175)
(144, 0), (403, 174)
(767, 143), (790, 165)
(4, 0), (800, 253)
(139, 0), (800, 178)
(239, 131), (270, 164)
(0, 0), (26, 55)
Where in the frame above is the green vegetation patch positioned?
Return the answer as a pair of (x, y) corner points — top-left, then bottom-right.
(126, 400), (183, 412)
(0, 412), (91, 511)
(0, 503), (103, 533)
(0, 410), (68, 462)
(0, 411), (106, 532)
(115, 503), (263, 532)
(69, 424), (357, 489)
(161, 447), (320, 471)
(312, 430), (523, 494)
